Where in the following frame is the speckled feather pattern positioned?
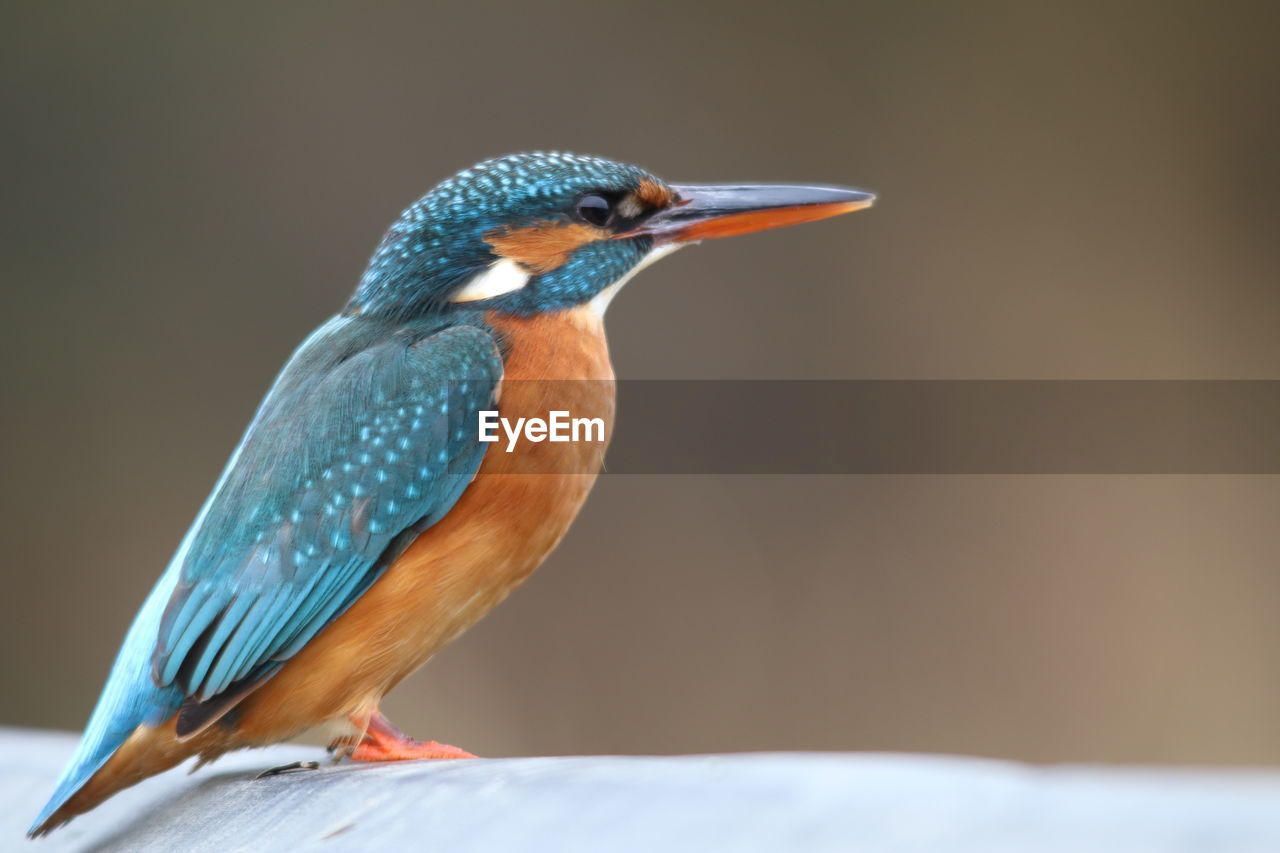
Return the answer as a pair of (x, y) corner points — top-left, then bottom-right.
(350, 152), (663, 318)
(156, 316), (503, 705)
(32, 151), (669, 835)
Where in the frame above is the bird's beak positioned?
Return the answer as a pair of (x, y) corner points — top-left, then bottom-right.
(624, 183), (875, 244)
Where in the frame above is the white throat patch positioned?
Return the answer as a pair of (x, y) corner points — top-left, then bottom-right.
(589, 243), (683, 317)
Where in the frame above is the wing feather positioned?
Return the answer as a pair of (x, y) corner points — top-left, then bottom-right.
(151, 317), (502, 710)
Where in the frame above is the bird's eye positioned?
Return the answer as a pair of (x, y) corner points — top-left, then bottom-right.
(576, 194), (613, 227)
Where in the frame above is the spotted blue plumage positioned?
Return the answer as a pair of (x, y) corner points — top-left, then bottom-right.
(31, 313), (502, 831)
(352, 151), (662, 319)
(33, 151), (672, 835)
(154, 315), (502, 706)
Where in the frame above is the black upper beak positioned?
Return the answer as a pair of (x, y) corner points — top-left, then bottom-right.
(625, 183), (875, 243)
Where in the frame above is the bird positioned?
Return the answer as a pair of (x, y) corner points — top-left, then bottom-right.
(30, 151), (874, 835)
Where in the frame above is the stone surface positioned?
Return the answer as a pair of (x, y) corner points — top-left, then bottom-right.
(7, 727), (1280, 852)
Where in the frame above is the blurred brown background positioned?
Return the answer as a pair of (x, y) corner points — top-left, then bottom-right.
(3, 2), (1279, 765)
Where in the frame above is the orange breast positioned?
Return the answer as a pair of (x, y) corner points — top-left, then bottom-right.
(233, 306), (615, 741)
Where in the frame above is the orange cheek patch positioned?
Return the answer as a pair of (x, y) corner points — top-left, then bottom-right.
(484, 222), (607, 275)
(634, 179), (675, 209)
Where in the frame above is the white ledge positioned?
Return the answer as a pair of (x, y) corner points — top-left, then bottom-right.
(7, 727), (1280, 851)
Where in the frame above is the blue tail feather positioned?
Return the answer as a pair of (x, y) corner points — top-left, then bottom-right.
(29, 566), (185, 834)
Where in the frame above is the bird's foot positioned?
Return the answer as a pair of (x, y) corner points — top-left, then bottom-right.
(350, 739), (476, 761)
(341, 708), (478, 762)
(255, 760), (320, 779)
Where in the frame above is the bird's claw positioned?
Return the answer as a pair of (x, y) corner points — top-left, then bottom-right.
(255, 760), (320, 779)
(326, 739), (357, 763)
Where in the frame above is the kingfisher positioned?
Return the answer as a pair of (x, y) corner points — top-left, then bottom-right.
(30, 152), (873, 836)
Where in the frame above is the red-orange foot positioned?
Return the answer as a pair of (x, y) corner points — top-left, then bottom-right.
(346, 709), (478, 761)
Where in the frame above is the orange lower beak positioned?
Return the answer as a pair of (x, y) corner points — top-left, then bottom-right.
(624, 183), (875, 243)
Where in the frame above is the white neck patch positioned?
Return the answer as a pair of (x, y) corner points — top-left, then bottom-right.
(449, 242), (683, 312)
(450, 258), (531, 303)
(588, 243), (683, 317)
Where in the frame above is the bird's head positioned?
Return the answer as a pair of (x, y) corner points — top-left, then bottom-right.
(348, 152), (874, 319)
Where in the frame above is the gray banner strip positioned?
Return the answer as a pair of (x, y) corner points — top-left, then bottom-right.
(456, 381), (1280, 474)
